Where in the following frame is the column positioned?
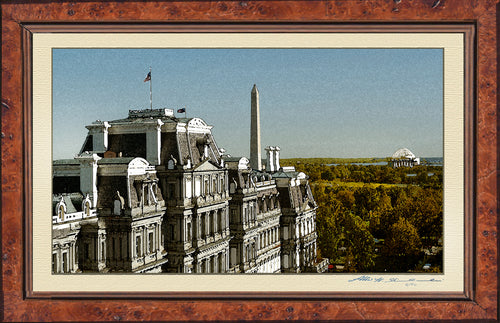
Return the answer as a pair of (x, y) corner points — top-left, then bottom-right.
(142, 226), (146, 256)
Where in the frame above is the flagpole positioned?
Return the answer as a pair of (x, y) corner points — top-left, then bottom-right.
(149, 66), (152, 111)
(184, 105), (187, 118)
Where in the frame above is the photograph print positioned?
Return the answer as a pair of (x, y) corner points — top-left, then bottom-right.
(52, 48), (443, 275)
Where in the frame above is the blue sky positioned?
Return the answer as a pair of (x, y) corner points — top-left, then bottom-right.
(53, 48), (443, 159)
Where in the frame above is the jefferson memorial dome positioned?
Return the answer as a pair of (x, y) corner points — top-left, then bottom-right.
(390, 148), (420, 168)
(392, 148), (416, 159)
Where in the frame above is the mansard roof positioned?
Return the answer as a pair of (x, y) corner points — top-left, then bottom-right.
(85, 109), (222, 168)
(161, 120), (222, 168)
(53, 193), (84, 214)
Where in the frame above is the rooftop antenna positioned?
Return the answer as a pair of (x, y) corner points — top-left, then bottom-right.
(143, 67), (152, 110)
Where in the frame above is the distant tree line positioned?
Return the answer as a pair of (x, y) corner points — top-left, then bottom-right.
(287, 161), (443, 189)
(281, 160), (443, 273)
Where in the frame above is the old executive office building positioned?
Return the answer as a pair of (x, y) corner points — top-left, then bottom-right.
(52, 85), (326, 274)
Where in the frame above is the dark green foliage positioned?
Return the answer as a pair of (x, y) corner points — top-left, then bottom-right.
(290, 160), (443, 273)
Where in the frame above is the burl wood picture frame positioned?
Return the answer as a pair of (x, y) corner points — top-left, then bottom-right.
(1, 0), (498, 321)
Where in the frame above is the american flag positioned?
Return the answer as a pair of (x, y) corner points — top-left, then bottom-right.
(144, 71), (151, 82)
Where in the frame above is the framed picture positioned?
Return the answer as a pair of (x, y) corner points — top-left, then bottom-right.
(2, 1), (498, 321)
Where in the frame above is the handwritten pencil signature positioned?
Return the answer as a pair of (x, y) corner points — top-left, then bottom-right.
(348, 276), (442, 283)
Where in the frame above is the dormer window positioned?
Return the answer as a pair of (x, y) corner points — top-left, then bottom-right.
(113, 191), (125, 215)
(55, 197), (66, 221)
(58, 205), (65, 221)
(148, 183), (158, 205)
(84, 201), (91, 216)
(168, 155), (177, 170)
(204, 144), (209, 158)
(82, 194), (92, 217)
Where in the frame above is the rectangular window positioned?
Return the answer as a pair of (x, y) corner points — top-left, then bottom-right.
(209, 213), (214, 234)
(148, 232), (154, 253)
(136, 236), (141, 257)
(204, 178), (210, 195)
(119, 237), (123, 260)
(194, 177), (201, 197)
(169, 224), (175, 241)
(187, 222), (192, 241)
(185, 179), (192, 198)
(52, 253), (57, 273)
(210, 257), (215, 273)
(230, 247), (237, 266)
(62, 252), (68, 273)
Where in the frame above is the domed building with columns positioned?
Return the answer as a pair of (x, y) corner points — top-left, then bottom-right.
(389, 148), (421, 168)
(52, 85), (328, 274)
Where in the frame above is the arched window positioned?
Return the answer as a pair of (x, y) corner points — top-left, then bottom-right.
(82, 194), (92, 217)
(84, 201), (91, 216)
(56, 197), (66, 221)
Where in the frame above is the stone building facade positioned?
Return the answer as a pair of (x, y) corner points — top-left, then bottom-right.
(53, 156), (168, 273)
(52, 85), (327, 274)
(226, 157), (281, 273)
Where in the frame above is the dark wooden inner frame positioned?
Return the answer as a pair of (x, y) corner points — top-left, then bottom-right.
(2, 1), (498, 321)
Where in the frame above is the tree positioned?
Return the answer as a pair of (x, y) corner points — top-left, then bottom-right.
(315, 198), (344, 262)
(382, 217), (422, 272)
(336, 189), (355, 210)
(410, 188), (443, 248)
(332, 165), (350, 181)
(342, 212), (376, 272)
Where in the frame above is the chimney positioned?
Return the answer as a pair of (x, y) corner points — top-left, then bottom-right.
(275, 146), (281, 171)
(250, 84), (262, 170)
(265, 146), (275, 172)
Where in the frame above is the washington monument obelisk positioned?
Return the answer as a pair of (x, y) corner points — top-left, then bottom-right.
(250, 84), (262, 170)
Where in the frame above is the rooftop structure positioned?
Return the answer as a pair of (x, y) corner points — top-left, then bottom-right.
(52, 85), (327, 274)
